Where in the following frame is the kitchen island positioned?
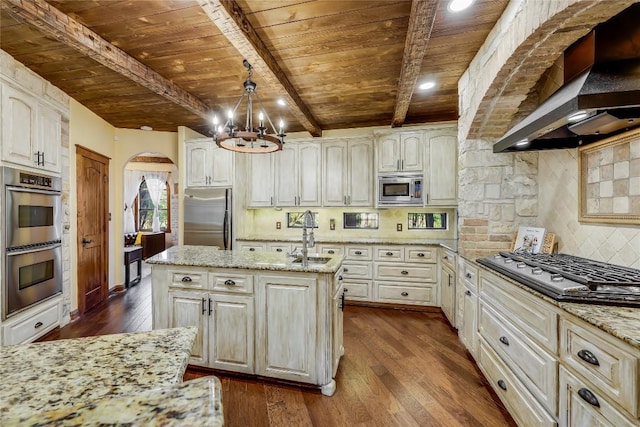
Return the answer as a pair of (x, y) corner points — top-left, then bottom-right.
(0, 327), (224, 425)
(147, 245), (345, 396)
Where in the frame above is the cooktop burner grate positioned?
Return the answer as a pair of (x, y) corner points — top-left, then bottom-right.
(499, 252), (640, 290)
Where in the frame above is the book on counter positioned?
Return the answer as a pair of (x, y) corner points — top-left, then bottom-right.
(512, 226), (546, 254)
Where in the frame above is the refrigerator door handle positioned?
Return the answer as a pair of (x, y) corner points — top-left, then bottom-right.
(223, 209), (229, 250)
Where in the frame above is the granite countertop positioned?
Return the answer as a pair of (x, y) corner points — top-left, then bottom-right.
(0, 327), (223, 425)
(467, 257), (640, 350)
(146, 245), (344, 273)
(237, 236), (458, 251)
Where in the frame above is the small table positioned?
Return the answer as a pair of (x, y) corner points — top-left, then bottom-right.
(124, 245), (143, 287)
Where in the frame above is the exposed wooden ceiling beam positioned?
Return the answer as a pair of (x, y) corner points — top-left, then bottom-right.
(199, 0), (323, 137)
(1, 0), (210, 119)
(391, 0), (439, 127)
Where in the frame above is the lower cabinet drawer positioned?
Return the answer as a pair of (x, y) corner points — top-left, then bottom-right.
(170, 270), (206, 289)
(342, 280), (372, 301)
(374, 263), (436, 282)
(479, 302), (558, 416)
(3, 300), (60, 345)
(375, 282), (436, 305)
(210, 272), (254, 294)
(559, 366), (636, 427)
(478, 339), (557, 427)
(342, 261), (372, 279)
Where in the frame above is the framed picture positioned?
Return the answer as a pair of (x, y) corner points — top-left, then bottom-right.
(578, 128), (640, 224)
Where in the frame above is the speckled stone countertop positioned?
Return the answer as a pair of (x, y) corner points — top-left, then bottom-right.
(0, 327), (224, 425)
(467, 256), (640, 350)
(146, 245), (344, 273)
(9, 377), (223, 427)
(238, 236), (458, 251)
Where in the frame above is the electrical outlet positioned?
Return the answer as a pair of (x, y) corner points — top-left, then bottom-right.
(276, 221), (281, 230)
(330, 218), (336, 230)
(396, 223), (402, 232)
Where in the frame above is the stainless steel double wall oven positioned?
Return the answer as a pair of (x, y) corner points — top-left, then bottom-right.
(2, 166), (62, 319)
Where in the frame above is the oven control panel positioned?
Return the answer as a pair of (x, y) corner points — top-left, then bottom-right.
(19, 172), (52, 188)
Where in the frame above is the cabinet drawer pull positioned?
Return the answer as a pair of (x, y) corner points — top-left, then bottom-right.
(276, 248), (282, 252)
(577, 349), (600, 366)
(354, 251), (362, 255)
(328, 250), (335, 254)
(465, 273), (472, 279)
(401, 291), (409, 296)
(224, 279), (236, 286)
(417, 253), (425, 257)
(249, 247), (255, 251)
(497, 380), (507, 391)
(386, 251), (394, 256)
(34, 321), (43, 329)
(344, 288), (348, 292)
(465, 290), (471, 296)
(578, 388), (600, 407)
(181, 276), (192, 282)
(401, 270), (409, 275)
(209, 298), (213, 315)
(202, 298), (206, 315)
(499, 336), (509, 346)
(343, 268), (349, 272)
(338, 275), (343, 281)
(443, 255), (448, 260)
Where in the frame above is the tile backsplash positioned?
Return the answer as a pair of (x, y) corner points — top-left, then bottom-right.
(539, 149), (640, 269)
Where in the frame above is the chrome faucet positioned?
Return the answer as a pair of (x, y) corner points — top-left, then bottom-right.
(301, 210), (315, 266)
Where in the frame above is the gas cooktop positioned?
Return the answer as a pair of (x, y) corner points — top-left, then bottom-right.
(477, 252), (640, 307)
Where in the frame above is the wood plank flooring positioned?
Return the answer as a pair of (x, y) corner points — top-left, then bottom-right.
(40, 268), (515, 426)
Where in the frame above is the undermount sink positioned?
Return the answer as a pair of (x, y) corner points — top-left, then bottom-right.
(291, 256), (332, 265)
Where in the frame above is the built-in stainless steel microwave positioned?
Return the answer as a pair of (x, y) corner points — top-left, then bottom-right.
(378, 174), (423, 206)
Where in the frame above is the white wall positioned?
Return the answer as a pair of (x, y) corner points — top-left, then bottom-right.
(539, 149), (640, 269)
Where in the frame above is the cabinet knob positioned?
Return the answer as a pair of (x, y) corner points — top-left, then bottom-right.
(328, 250), (335, 254)
(34, 321), (43, 329)
(338, 276), (343, 281)
(499, 336), (510, 346)
(386, 251), (393, 256)
(224, 279), (236, 286)
(497, 380), (507, 391)
(354, 251), (362, 255)
(577, 349), (600, 366)
(401, 270), (409, 275)
(181, 276), (193, 282)
(465, 290), (471, 296)
(578, 388), (600, 407)
(401, 291), (409, 296)
(465, 273), (472, 279)
(443, 256), (448, 260)
(417, 253), (425, 257)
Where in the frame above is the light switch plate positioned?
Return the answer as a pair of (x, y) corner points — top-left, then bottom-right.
(396, 223), (402, 232)
(276, 221), (281, 229)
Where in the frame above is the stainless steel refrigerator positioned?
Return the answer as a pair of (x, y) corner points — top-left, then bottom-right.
(183, 187), (232, 249)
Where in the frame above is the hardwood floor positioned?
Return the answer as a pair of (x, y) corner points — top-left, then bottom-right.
(40, 269), (515, 426)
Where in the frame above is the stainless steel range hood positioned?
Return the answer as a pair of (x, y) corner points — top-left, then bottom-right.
(494, 58), (640, 153)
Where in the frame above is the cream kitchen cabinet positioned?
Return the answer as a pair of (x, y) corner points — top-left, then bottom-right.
(458, 258), (479, 358)
(425, 130), (457, 206)
(332, 271), (345, 377)
(185, 139), (234, 188)
(376, 132), (424, 173)
(440, 248), (456, 326)
(322, 138), (373, 207)
(246, 152), (275, 207)
(1, 82), (62, 173)
(275, 142), (321, 207)
(1, 296), (62, 345)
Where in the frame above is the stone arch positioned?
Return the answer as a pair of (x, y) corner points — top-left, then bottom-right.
(459, 0), (637, 142)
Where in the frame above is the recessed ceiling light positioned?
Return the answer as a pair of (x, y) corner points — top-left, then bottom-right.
(515, 139), (529, 147)
(140, 125), (153, 131)
(277, 99), (286, 106)
(448, 0), (474, 12)
(419, 81), (436, 90)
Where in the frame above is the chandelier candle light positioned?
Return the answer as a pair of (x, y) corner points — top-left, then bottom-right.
(211, 60), (286, 153)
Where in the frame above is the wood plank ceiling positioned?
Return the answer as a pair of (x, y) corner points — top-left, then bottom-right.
(0, 0), (509, 136)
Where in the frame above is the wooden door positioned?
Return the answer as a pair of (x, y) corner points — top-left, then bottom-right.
(76, 146), (109, 314)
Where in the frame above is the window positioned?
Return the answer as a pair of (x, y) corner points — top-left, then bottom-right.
(136, 178), (170, 232)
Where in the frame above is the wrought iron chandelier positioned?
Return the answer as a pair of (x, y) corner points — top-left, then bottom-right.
(211, 60), (286, 153)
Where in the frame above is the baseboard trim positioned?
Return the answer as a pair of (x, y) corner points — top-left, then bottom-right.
(69, 309), (80, 322)
(345, 300), (442, 313)
(111, 284), (126, 293)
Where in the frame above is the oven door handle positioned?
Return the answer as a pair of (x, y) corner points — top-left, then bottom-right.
(6, 186), (62, 197)
(6, 242), (62, 256)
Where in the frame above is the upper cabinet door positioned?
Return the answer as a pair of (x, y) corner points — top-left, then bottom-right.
(347, 139), (373, 206)
(427, 133), (457, 206)
(247, 153), (274, 207)
(298, 143), (321, 206)
(37, 103), (62, 173)
(322, 141), (348, 206)
(377, 134), (401, 173)
(1, 84), (37, 168)
(274, 143), (298, 206)
(210, 145), (233, 187)
(400, 133), (424, 172)
(185, 141), (210, 187)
